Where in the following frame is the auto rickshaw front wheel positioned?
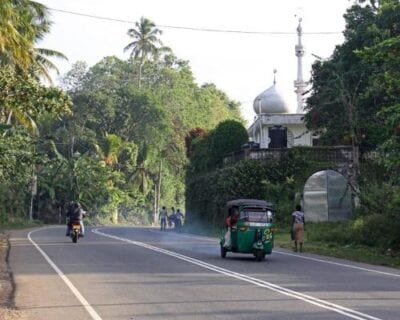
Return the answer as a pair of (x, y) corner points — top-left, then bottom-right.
(220, 245), (227, 258)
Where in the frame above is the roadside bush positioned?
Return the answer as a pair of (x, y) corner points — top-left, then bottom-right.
(356, 183), (400, 251)
(0, 211), (8, 225)
(351, 214), (392, 248)
(306, 222), (355, 245)
(305, 212), (400, 253)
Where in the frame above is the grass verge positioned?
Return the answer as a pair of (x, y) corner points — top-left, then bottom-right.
(0, 218), (42, 232)
(274, 227), (400, 269)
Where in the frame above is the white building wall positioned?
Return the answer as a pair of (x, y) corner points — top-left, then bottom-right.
(287, 124), (312, 146)
(249, 117), (312, 148)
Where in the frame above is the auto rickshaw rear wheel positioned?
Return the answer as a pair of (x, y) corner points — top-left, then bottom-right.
(220, 245), (227, 258)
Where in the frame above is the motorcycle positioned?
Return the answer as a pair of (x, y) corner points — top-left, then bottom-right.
(70, 219), (82, 243)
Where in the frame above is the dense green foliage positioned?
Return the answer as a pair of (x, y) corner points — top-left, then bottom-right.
(0, 0), (66, 82)
(187, 120), (248, 173)
(0, 1), (73, 224)
(48, 55), (242, 223)
(305, 0), (400, 163)
(0, 8), (243, 225)
(0, 68), (72, 222)
(209, 120), (249, 167)
(301, 0), (400, 252)
(0, 0), (45, 70)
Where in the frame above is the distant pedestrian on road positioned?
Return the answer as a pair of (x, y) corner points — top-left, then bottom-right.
(159, 206), (168, 230)
(291, 204), (305, 252)
(168, 207), (176, 228)
(175, 209), (184, 230)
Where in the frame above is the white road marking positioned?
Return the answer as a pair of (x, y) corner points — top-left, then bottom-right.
(93, 228), (383, 320)
(28, 229), (103, 320)
(274, 250), (400, 278)
(151, 229), (400, 278)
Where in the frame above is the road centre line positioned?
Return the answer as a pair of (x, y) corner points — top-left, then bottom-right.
(151, 229), (400, 278)
(93, 228), (382, 320)
(27, 229), (103, 320)
(147, 228), (216, 242)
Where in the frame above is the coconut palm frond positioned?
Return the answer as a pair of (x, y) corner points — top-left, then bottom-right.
(124, 16), (164, 63)
(105, 134), (123, 165)
(33, 61), (52, 83)
(50, 140), (66, 160)
(13, 110), (39, 135)
(32, 47), (68, 83)
(36, 48), (68, 60)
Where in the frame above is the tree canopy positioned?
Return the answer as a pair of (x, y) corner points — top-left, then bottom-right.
(305, 0), (400, 169)
(39, 48), (243, 223)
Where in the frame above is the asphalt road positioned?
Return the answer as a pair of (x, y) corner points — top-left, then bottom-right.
(8, 226), (400, 320)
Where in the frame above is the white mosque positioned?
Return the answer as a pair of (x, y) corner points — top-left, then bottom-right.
(248, 18), (314, 149)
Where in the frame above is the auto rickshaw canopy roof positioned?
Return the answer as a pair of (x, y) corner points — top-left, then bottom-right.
(226, 199), (274, 209)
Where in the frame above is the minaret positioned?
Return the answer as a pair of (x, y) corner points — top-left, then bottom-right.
(294, 16), (306, 113)
(273, 68), (277, 85)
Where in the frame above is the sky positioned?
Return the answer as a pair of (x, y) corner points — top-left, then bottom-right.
(37, 0), (353, 125)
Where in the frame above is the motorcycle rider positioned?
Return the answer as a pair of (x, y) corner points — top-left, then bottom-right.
(66, 201), (86, 237)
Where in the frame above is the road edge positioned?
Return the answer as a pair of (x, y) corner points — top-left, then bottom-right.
(0, 231), (22, 319)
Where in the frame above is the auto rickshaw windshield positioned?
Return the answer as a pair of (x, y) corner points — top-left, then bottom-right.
(240, 208), (273, 223)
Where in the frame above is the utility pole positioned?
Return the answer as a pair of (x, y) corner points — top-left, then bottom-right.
(154, 159), (162, 223)
(29, 174), (37, 220)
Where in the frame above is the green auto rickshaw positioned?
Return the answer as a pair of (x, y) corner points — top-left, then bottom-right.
(220, 199), (275, 261)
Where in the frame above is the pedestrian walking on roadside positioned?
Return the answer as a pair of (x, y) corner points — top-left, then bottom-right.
(168, 207), (176, 228)
(159, 206), (168, 230)
(175, 209), (184, 230)
(291, 204), (305, 252)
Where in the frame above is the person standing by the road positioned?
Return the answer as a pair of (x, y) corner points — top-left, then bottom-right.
(291, 204), (305, 252)
(175, 209), (184, 230)
(159, 206), (168, 230)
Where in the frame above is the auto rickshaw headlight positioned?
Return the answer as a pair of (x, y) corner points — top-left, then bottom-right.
(239, 226), (248, 232)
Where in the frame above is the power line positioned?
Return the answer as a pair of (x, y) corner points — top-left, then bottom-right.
(48, 7), (342, 35)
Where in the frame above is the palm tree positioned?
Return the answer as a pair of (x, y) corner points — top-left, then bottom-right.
(0, 0), (35, 70)
(0, 0), (66, 83)
(18, 1), (67, 83)
(94, 134), (138, 224)
(124, 17), (164, 87)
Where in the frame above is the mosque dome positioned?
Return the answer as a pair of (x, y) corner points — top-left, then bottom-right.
(253, 82), (291, 115)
